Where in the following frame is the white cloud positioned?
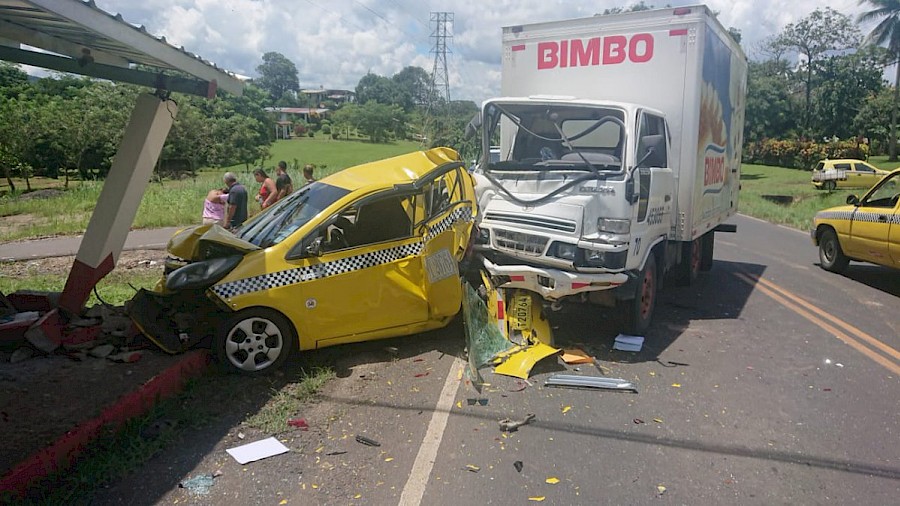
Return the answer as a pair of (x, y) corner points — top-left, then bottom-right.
(93, 0), (873, 104)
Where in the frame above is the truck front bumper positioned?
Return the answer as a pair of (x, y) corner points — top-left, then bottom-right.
(482, 257), (629, 301)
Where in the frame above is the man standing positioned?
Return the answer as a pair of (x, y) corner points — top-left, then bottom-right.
(267, 160), (294, 206)
(223, 172), (248, 229)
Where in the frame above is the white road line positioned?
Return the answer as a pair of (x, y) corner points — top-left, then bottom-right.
(398, 357), (463, 506)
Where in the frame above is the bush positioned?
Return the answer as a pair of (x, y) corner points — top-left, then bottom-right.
(307, 131), (315, 138)
(743, 138), (869, 169)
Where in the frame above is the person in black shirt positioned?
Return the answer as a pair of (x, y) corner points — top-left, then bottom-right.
(223, 172), (248, 229)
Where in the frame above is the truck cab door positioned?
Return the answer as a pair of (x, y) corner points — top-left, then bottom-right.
(630, 112), (672, 264)
(848, 173), (900, 264)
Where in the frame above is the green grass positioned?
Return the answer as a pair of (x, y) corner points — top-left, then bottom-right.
(244, 367), (336, 434)
(0, 138), (422, 241)
(738, 157), (891, 231)
(0, 267), (160, 306)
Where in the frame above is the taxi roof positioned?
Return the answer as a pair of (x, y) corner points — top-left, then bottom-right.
(322, 147), (460, 192)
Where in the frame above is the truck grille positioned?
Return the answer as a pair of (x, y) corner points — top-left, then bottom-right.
(493, 229), (548, 256)
(484, 211), (577, 233)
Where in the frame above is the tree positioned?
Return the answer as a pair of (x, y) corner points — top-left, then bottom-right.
(811, 46), (887, 139)
(858, 0), (900, 160)
(744, 60), (798, 141)
(255, 52), (300, 103)
(774, 7), (861, 134)
(355, 72), (402, 106)
(392, 66), (432, 111)
(0, 62), (28, 98)
(854, 86), (894, 152)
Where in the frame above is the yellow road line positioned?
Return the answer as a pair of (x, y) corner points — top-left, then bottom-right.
(734, 272), (900, 377)
(747, 273), (900, 363)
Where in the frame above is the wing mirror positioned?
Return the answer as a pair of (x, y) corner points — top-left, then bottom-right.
(464, 112), (482, 139)
(305, 236), (324, 257)
(636, 134), (665, 168)
(846, 194), (859, 206)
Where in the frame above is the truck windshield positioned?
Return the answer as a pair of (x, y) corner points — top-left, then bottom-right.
(235, 182), (350, 248)
(486, 103), (626, 173)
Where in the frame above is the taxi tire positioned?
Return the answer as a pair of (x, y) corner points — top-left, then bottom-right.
(818, 229), (849, 273)
(216, 308), (297, 375)
(620, 254), (657, 336)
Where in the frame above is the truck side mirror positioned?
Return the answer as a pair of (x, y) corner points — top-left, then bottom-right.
(465, 112), (482, 139)
(637, 134), (666, 168)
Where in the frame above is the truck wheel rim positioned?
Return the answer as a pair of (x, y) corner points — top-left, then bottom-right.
(224, 317), (284, 372)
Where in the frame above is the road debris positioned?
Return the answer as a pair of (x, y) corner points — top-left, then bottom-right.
(514, 460), (524, 472)
(355, 435), (381, 447)
(613, 334), (644, 352)
(657, 484), (667, 495)
(561, 405), (572, 414)
(545, 477), (560, 484)
(465, 464), (481, 473)
(179, 474), (217, 495)
(226, 437), (289, 464)
(528, 496), (546, 502)
(499, 413), (535, 432)
(288, 418), (309, 430)
(545, 374), (638, 393)
(633, 418), (645, 424)
(507, 379), (528, 392)
(560, 348), (593, 364)
(467, 398), (489, 406)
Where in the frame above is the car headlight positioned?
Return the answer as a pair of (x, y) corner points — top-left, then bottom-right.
(551, 242), (578, 260)
(166, 255), (243, 291)
(598, 218), (630, 235)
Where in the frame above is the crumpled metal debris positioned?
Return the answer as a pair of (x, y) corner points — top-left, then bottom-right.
(499, 413), (535, 432)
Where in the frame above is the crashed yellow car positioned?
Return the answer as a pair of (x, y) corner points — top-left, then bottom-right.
(811, 168), (900, 273)
(130, 148), (476, 374)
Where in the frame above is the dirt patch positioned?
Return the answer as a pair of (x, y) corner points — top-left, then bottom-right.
(0, 213), (45, 239)
(17, 189), (65, 200)
(0, 250), (167, 278)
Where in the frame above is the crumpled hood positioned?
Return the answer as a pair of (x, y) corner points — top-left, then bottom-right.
(167, 224), (260, 261)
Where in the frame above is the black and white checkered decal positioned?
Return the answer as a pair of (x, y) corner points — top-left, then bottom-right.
(817, 210), (900, 224)
(211, 205), (473, 300)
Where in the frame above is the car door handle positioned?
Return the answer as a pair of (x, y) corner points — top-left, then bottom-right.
(878, 215), (888, 222)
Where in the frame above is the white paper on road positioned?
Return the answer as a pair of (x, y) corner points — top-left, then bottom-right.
(613, 334), (644, 352)
(226, 437), (289, 464)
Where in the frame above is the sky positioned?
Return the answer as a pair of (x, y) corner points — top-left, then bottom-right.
(90, 0), (873, 104)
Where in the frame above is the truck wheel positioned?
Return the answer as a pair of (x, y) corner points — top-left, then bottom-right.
(818, 229), (849, 273)
(824, 180), (836, 192)
(676, 238), (701, 286)
(215, 308), (297, 374)
(700, 231), (715, 271)
(621, 255), (657, 335)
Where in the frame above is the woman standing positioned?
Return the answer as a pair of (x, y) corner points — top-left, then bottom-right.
(253, 168), (277, 209)
(202, 188), (227, 226)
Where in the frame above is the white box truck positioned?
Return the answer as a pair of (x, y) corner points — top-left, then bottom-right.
(469, 5), (747, 334)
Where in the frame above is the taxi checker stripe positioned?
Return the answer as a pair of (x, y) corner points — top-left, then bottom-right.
(212, 241), (424, 299)
(816, 210), (900, 223)
(427, 206), (473, 240)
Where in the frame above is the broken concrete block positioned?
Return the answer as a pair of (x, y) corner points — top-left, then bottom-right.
(10, 346), (35, 363)
(88, 344), (116, 358)
(101, 315), (132, 334)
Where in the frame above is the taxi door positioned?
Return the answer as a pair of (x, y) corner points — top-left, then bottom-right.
(848, 173), (900, 264)
(416, 165), (476, 319)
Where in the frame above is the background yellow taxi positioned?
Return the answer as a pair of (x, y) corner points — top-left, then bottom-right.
(131, 148), (477, 374)
(811, 159), (890, 191)
(811, 168), (900, 273)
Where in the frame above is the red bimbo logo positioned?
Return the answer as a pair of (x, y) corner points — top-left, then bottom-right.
(537, 34), (654, 70)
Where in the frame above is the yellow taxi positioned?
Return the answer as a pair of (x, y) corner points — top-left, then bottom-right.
(811, 168), (900, 273)
(811, 159), (890, 191)
(130, 148), (477, 374)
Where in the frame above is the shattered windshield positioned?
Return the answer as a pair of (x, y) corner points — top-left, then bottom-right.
(486, 103), (626, 173)
(236, 182), (350, 248)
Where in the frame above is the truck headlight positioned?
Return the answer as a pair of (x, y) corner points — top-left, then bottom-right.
(475, 227), (491, 245)
(551, 242), (577, 260)
(598, 218), (630, 235)
(166, 255), (243, 291)
(576, 249), (627, 269)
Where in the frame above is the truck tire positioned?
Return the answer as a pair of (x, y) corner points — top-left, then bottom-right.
(700, 231), (714, 271)
(818, 228), (849, 273)
(621, 255), (658, 335)
(676, 238), (701, 286)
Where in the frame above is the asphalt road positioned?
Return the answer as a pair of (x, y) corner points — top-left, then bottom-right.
(0, 226), (181, 261)
(92, 214), (900, 505)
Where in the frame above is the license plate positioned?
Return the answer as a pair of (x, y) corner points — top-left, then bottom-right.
(510, 292), (532, 331)
(425, 248), (458, 283)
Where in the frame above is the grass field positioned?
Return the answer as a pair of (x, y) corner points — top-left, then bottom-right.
(0, 138), (422, 241)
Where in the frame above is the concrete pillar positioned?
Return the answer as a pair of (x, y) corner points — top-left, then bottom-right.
(58, 93), (176, 314)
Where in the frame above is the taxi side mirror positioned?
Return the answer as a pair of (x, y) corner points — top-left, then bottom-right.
(305, 236), (324, 257)
(846, 195), (859, 206)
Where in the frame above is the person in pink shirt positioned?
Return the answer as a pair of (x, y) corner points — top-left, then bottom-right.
(202, 188), (228, 226)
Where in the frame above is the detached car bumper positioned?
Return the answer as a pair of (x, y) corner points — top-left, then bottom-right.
(482, 257), (628, 300)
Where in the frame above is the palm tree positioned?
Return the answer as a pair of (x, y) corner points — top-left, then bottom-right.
(859, 0), (900, 161)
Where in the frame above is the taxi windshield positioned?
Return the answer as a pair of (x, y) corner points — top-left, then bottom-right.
(236, 182), (350, 248)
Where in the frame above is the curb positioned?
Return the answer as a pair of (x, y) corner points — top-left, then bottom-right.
(0, 349), (211, 497)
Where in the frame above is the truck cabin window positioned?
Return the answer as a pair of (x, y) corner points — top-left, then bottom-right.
(489, 104), (626, 172)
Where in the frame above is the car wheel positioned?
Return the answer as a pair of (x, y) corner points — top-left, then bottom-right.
(823, 180), (836, 192)
(216, 308), (297, 374)
(818, 229), (849, 274)
(621, 255), (657, 335)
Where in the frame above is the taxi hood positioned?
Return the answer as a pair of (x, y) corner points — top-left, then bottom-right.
(167, 224), (260, 261)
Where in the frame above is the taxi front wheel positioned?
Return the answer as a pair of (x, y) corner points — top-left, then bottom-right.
(818, 229), (849, 274)
(216, 308), (297, 374)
